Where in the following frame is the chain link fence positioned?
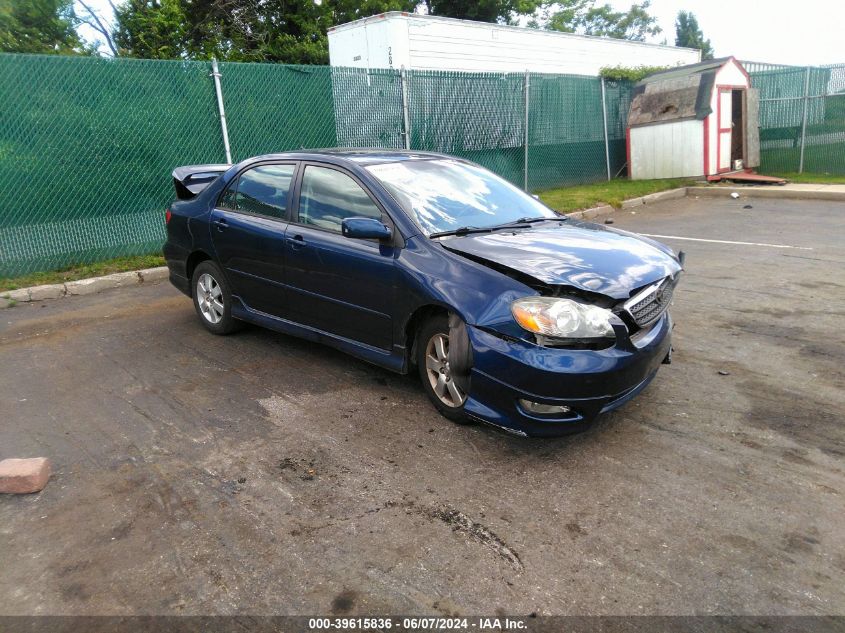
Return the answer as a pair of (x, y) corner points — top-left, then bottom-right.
(0, 54), (225, 278)
(528, 73), (619, 190)
(745, 62), (845, 175)
(408, 70), (527, 186)
(0, 53), (633, 278)
(3, 53), (845, 279)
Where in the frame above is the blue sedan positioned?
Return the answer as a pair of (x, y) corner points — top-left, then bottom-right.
(164, 150), (682, 437)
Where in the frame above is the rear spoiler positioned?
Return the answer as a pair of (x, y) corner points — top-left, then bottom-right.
(172, 164), (231, 200)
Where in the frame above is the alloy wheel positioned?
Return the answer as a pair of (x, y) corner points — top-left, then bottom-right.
(424, 332), (466, 408)
(197, 273), (224, 324)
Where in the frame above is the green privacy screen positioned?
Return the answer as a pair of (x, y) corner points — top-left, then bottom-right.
(528, 73), (628, 190)
(219, 62), (339, 158)
(747, 63), (845, 175)
(0, 53), (634, 277)
(408, 70), (527, 186)
(0, 54), (224, 277)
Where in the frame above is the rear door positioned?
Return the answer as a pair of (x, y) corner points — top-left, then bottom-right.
(210, 162), (298, 318)
(284, 163), (397, 350)
(745, 88), (761, 168)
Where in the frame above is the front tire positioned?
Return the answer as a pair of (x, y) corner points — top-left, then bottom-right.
(191, 261), (240, 335)
(417, 315), (472, 424)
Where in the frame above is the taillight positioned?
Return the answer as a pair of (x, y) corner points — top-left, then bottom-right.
(165, 209), (172, 225)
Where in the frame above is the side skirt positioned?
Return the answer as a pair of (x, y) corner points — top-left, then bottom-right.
(230, 298), (408, 375)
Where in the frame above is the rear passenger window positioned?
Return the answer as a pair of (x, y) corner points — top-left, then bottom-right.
(219, 177), (238, 209)
(298, 166), (382, 233)
(224, 164), (296, 219)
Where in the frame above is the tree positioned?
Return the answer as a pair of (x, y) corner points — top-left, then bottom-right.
(674, 10), (713, 60)
(109, 0), (659, 62)
(76, 0), (118, 55)
(545, 0), (661, 41)
(113, 0), (417, 63)
(423, 0), (543, 24)
(328, 0), (417, 25)
(0, 0), (86, 53)
(113, 0), (187, 59)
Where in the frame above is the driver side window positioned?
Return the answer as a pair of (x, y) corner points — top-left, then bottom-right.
(297, 166), (382, 233)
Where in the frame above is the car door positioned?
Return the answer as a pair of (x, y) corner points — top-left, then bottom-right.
(284, 163), (397, 351)
(210, 162), (298, 318)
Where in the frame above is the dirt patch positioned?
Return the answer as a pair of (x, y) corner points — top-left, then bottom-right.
(331, 590), (358, 614)
(741, 378), (844, 458)
(566, 522), (588, 537)
(427, 506), (523, 571)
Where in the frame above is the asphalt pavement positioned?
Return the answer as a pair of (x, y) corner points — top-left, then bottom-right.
(1, 195), (843, 615)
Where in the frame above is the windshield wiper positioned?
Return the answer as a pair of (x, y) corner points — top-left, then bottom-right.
(429, 226), (493, 239)
(494, 215), (568, 228)
(429, 216), (564, 239)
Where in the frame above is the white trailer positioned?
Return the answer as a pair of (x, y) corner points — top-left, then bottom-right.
(328, 12), (701, 76)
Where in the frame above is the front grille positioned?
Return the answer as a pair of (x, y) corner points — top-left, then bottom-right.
(625, 277), (674, 328)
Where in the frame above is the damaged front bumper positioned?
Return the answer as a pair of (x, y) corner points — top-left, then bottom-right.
(462, 312), (673, 437)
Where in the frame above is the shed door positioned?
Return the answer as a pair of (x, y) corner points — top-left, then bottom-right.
(745, 88), (761, 168)
(718, 89), (733, 172)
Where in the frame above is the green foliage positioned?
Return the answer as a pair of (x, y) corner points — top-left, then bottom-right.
(545, 0), (661, 41)
(599, 64), (668, 82)
(423, 0), (543, 24)
(674, 10), (713, 60)
(770, 172), (845, 184)
(112, 0), (552, 61)
(113, 0), (417, 63)
(0, 0), (86, 53)
(113, 0), (186, 60)
(4, 0), (662, 60)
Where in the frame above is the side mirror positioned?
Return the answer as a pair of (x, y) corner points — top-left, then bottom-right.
(341, 217), (392, 241)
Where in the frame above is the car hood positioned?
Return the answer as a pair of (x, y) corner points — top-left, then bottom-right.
(440, 221), (682, 300)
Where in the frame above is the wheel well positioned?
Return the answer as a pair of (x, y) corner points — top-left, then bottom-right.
(185, 251), (212, 294)
(405, 305), (449, 367)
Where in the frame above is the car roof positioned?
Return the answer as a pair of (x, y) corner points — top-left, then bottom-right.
(243, 149), (463, 167)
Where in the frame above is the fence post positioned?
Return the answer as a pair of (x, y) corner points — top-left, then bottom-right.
(211, 58), (233, 165)
(400, 67), (411, 151)
(600, 77), (611, 181)
(523, 70), (530, 192)
(798, 66), (811, 174)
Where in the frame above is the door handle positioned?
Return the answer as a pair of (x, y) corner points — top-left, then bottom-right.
(286, 234), (306, 249)
(213, 218), (228, 232)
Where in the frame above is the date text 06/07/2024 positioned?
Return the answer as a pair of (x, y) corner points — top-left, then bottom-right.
(307, 616), (529, 630)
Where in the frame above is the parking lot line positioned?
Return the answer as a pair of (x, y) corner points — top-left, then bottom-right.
(639, 234), (814, 250)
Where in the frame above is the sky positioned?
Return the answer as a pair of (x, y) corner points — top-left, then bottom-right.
(76, 0), (844, 66)
(622, 0), (845, 66)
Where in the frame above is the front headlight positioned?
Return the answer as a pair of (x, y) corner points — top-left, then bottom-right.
(511, 297), (615, 339)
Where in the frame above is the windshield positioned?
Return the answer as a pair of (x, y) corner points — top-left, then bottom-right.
(366, 159), (557, 236)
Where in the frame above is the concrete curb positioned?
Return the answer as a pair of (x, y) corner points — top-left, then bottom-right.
(564, 187), (689, 220)
(565, 204), (615, 221)
(2, 267), (168, 309)
(685, 186), (845, 202)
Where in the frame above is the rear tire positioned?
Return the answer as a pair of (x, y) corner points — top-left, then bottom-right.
(417, 315), (472, 425)
(191, 261), (240, 335)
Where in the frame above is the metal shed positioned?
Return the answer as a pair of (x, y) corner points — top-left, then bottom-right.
(627, 57), (760, 180)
